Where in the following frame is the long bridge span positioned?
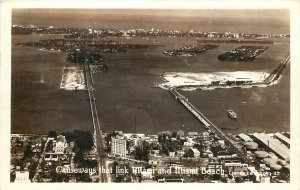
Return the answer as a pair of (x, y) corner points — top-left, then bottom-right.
(83, 61), (107, 182)
(169, 88), (253, 166)
(265, 52), (290, 84)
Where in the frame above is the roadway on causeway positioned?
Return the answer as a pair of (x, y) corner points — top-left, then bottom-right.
(84, 61), (107, 182)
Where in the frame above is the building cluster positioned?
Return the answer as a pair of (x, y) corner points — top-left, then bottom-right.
(44, 135), (72, 160)
(11, 131), (98, 183)
(104, 130), (290, 183)
(12, 25), (290, 39)
(10, 129), (290, 183)
(163, 44), (218, 57)
(34, 134), (92, 182)
(12, 25), (87, 35)
(196, 38), (275, 44)
(217, 46), (269, 61)
(10, 134), (47, 183)
(231, 132), (290, 182)
(17, 38), (157, 54)
(163, 44), (269, 62)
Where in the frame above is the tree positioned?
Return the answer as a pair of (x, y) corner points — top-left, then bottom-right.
(134, 147), (143, 161)
(235, 176), (243, 183)
(212, 174), (221, 181)
(161, 145), (168, 156)
(142, 145), (150, 162)
(74, 172), (91, 182)
(134, 146), (149, 161)
(55, 173), (70, 182)
(74, 151), (84, 163)
(162, 134), (167, 142)
(23, 145), (32, 160)
(158, 135), (162, 143)
(10, 172), (16, 182)
(112, 161), (118, 174)
(171, 132), (177, 138)
(48, 130), (57, 138)
(184, 149), (194, 158)
(63, 130), (93, 151)
(29, 162), (37, 179)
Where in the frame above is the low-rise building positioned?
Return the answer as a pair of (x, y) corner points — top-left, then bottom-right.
(187, 132), (198, 137)
(191, 148), (200, 158)
(151, 146), (160, 155)
(238, 133), (253, 144)
(14, 171), (31, 183)
(247, 166), (261, 182)
(177, 130), (185, 137)
(11, 147), (24, 159)
(158, 178), (184, 183)
(157, 131), (171, 136)
(141, 170), (153, 179)
(176, 149), (185, 157)
(168, 147), (176, 157)
(54, 135), (67, 154)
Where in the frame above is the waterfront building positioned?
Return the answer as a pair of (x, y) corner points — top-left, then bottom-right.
(187, 132), (198, 137)
(157, 131), (171, 136)
(238, 133), (253, 144)
(274, 132), (290, 148)
(252, 133), (289, 161)
(177, 130), (185, 137)
(111, 137), (127, 157)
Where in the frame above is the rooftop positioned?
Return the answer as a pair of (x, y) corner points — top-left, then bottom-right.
(252, 133), (289, 161)
(274, 132), (290, 146)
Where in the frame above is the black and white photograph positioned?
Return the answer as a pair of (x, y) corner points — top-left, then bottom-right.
(1, 0), (300, 189)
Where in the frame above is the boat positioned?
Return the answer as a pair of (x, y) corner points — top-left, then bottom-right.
(227, 109), (238, 119)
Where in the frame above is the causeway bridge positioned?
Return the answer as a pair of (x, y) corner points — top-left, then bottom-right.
(83, 61), (107, 182)
(265, 52), (290, 84)
(169, 88), (253, 166)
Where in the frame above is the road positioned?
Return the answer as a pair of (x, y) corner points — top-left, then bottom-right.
(32, 138), (50, 182)
(169, 88), (254, 166)
(265, 52), (290, 84)
(83, 61), (107, 182)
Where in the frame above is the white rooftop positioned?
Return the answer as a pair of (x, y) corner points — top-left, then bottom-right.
(252, 133), (289, 161)
(238, 133), (253, 142)
(274, 132), (290, 145)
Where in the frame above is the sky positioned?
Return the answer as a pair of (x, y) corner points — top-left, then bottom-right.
(12, 9), (290, 33)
